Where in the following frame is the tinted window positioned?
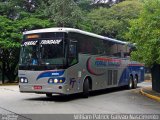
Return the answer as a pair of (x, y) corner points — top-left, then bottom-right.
(69, 32), (104, 55)
(68, 32), (130, 58)
(68, 40), (78, 66)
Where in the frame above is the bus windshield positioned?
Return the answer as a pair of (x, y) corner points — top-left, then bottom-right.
(19, 39), (65, 66)
(40, 40), (64, 65)
(20, 44), (39, 65)
(19, 32), (67, 70)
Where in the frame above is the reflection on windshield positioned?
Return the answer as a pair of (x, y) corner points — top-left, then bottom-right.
(40, 43), (64, 65)
(20, 45), (39, 65)
(19, 39), (64, 66)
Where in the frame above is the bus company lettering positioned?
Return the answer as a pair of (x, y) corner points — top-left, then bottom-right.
(36, 70), (65, 80)
(87, 57), (106, 76)
(95, 57), (121, 67)
(24, 41), (38, 46)
(52, 73), (59, 76)
(41, 39), (62, 45)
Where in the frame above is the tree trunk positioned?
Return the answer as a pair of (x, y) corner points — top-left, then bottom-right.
(2, 61), (5, 84)
(151, 63), (160, 93)
(5, 70), (17, 83)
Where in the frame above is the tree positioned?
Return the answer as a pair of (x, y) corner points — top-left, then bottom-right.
(75, 0), (92, 11)
(0, 16), (21, 83)
(45, 0), (83, 27)
(0, 0), (48, 20)
(126, 0), (160, 92)
(0, 0), (52, 83)
(88, 0), (142, 39)
(0, 16), (51, 83)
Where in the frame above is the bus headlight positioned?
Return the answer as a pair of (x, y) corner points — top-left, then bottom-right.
(20, 77), (28, 83)
(59, 79), (63, 83)
(24, 78), (28, 83)
(20, 78), (24, 83)
(48, 78), (54, 83)
(54, 79), (58, 83)
(48, 77), (65, 84)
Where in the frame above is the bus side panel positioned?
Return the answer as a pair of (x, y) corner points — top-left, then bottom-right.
(66, 54), (145, 94)
(118, 67), (129, 86)
(128, 65), (145, 83)
(118, 62), (145, 86)
(66, 54), (110, 93)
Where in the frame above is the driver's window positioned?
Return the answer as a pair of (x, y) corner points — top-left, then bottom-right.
(68, 40), (78, 66)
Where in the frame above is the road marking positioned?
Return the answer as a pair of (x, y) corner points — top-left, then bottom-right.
(0, 106), (32, 120)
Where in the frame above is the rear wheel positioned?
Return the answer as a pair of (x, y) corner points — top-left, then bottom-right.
(133, 77), (138, 89)
(46, 93), (53, 98)
(128, 76), (134, 89)
(82, 78), (89, 98)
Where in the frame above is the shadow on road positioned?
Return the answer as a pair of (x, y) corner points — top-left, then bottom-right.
(25, 86), (141, 102)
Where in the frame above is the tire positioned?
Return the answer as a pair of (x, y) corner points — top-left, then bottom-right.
(46, 93), (53, 98)
(128, 76), (134, 89)
(133, 77), (138, 89)
(82, 78), (89, 98)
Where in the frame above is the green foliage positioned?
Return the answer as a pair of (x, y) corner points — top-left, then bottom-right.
(0, 0), (148, 81)
(76, 0), (92, 11)
(0, 1), (52, 81)
(17, 17), (52, 31)
(45, 0), (83, 27)
(88, 0), (142, 39)
(0, 1), (19, 19)
(0, 16), (21, 48)
(126, 0), (160, 66)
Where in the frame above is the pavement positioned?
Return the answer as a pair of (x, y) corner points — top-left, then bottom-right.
(1, 80), (160, 103)
(1, 81), (160, 103)
(1, 82), (160, 114)
(140, 87), (160, 102)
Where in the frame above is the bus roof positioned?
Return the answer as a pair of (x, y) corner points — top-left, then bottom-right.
(23, 27), (129, 45)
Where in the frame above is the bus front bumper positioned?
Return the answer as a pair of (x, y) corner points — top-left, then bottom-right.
(19, 84), (70, 95)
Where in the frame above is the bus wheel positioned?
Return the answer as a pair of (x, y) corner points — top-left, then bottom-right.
(46, 93), (53, 98)
(82, 78), (89, 98)
(133, 77), (138, 89)
(128, 76), (134, 89)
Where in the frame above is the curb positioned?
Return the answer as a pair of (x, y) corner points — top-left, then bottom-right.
(0, 83), (18, 86)
(140, 88), (160, 102)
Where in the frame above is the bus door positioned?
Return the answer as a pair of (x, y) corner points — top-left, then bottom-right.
(68, 40), (78, 66)
(107, 69), (118, 86)
(67, 40), (79, 92)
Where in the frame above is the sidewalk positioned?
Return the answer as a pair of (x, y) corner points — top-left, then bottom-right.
(0, 82), (18, 86)
(140, 87), (160, 102)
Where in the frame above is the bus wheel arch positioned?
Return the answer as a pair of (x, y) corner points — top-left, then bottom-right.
(46, 93), (53, 98)
(82, 76), (92, 98)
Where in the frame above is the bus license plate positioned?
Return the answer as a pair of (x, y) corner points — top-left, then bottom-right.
(34, 86), (42, 90)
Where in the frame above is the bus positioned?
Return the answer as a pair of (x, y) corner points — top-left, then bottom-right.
(18, 28), (144, 98)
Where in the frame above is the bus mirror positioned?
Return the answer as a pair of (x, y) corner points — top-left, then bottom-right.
(130, 45), (137, 52)
(126, 56), (130, 59)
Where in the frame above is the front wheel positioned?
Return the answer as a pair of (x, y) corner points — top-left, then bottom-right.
(46, 93), (53, 98)
(82, 78), (89, 98)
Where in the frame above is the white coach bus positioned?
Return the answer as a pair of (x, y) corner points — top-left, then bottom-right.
(18, 28), (144, 98)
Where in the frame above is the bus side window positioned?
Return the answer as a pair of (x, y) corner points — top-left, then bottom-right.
(68, 40), (78, 66)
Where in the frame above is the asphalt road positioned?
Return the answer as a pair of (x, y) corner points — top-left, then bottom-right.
(0, 82), (160, 120)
